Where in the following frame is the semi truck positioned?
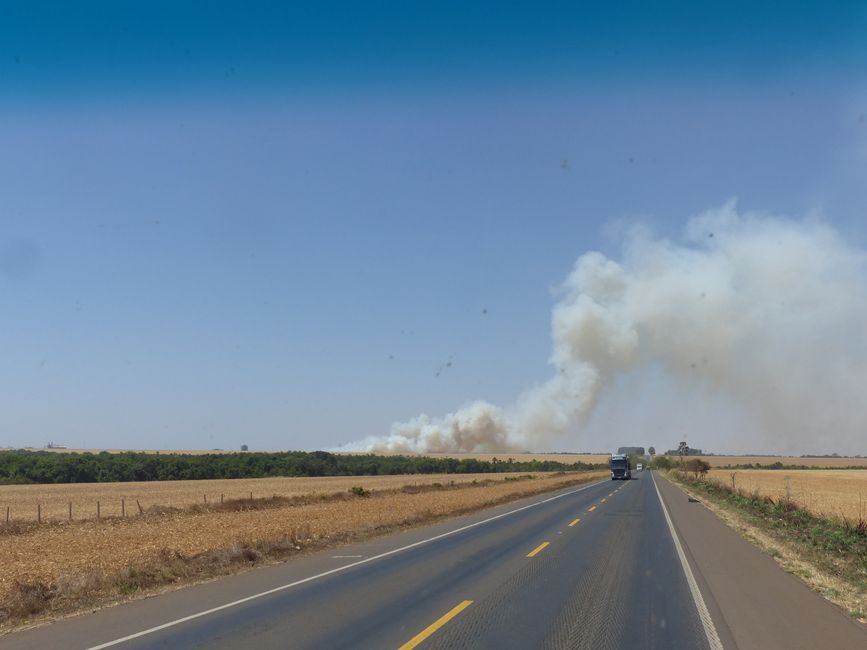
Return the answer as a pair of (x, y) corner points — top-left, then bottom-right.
(610, 453), (631, 480)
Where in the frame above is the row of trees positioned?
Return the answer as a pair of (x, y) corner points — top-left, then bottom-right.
(0, 450), (607, 485)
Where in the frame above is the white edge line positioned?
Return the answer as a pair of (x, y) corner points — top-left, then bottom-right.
(86, 478), (606, 649)
(651, 471), (724, 650)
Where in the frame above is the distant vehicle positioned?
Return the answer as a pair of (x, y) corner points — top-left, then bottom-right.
(636, 463), (643, 472)
(610, 453), (631, 480)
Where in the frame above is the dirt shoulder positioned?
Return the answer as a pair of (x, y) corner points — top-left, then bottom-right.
(0, 471), (604, 632)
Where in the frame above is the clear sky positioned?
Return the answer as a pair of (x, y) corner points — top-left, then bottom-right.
(2, 1), (866, 452)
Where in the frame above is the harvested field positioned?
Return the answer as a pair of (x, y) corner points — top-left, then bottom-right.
(0, 471), (605, 627)
(664, 455), (867, 468)
(707, 469), (867, 523)
(0, 472), (555, 523)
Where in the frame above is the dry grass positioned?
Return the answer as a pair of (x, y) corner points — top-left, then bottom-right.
(664, 455), (867, 468)
(0, 471), (605, 628)
(0, 472), (552, 523)
(707, 469), (867, 524)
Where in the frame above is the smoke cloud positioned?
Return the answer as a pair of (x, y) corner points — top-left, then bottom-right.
(353, 202), (867, 455)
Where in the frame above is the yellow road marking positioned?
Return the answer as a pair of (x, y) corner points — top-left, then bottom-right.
(397, 600), (473, 650)
(608, 493), (614, 497)
(588, 505), (596, 512)
(568, 518), (581, 527)
(600, 498), (607, 503)
(526, 541), (550, 557)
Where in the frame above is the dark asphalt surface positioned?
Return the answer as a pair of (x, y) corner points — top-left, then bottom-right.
(3, 471), (864, 649)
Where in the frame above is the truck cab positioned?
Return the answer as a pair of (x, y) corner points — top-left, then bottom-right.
(610, 454), (631, 480)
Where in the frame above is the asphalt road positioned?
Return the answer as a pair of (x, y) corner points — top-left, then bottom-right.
(4, 471), (865, 649)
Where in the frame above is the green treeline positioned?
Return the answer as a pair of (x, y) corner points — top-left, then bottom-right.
(0, 450), (606, 485)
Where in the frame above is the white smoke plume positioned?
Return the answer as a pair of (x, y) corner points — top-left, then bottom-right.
(356, 202), (867, 455)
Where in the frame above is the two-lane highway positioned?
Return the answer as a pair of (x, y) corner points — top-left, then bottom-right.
(4, 473), (712, 649)
(4, 471), (865, 649)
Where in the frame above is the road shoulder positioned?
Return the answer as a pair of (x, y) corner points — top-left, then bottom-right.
(655, 471), (867, 650)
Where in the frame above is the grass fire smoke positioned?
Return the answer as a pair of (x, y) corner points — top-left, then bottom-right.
(354, 202), (867, 454)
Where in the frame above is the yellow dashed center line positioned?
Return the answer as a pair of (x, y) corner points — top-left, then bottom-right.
(588, 505), (597, 512)
(397, 600), (474, 650)
(600, 498), (607, 503)
(526, 541), (550, 557)
(568, 518), (581, 527)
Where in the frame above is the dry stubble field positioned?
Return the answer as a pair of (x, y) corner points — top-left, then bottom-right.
(0, 472), (559, 522)
(667, 455), (867, 468)
(0, 471), (606, 612)
(706, 469), (867, 523)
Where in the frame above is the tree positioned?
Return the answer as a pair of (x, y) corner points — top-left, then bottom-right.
(648, 446), (656, 456)
(685, 458), (710, 480)
(240, 444), (249, 452)
(677, 441), (689, 463)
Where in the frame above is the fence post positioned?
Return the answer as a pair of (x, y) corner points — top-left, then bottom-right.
(5, 505), (9, 523)
(37, 503), (41, 524)
(221, 493), (224, 504)
(97, 501), (100, 520)
(250, 491), (253, 502)
(122, 498), (125, 518)
(69, 502), (72, 521)
(203, 494), (207, 505)
(137, 500), (143, 515)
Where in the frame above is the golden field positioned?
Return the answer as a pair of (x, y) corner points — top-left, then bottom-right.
(0, 472), (606, 615)
(0, 472), (558, 523)
(706, 469), (867, 523)
(665, 455), (867, 468)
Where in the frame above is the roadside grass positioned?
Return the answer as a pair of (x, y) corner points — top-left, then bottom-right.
(668, 471), (867, 622)
(0, 471), (599, 631)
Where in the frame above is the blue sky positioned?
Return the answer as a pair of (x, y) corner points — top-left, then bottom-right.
(1, 2), (866, 451)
